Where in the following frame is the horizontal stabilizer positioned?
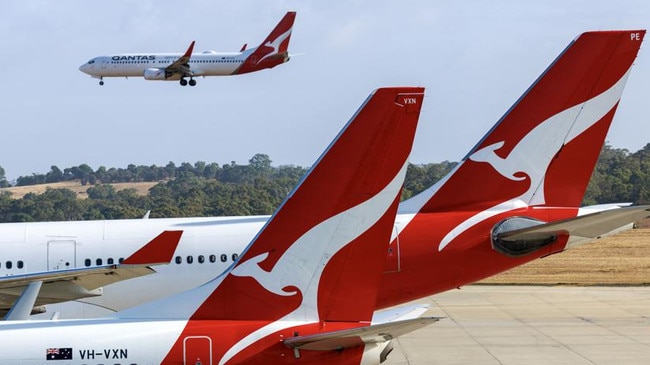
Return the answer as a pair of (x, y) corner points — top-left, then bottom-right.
(283, 317), (440, 351)
(497, 205), (650, 242)
(371, 304), (430, 324)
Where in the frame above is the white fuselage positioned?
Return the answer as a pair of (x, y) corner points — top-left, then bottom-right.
(0, 216), (267, 318)
(0, 318), (186, 364)
(79, 50), (248, 79)
(0, 205), (624, 320)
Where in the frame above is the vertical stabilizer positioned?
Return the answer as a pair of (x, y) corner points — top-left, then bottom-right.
(402, 30), (645, 216)
(235, 11), (297, 74)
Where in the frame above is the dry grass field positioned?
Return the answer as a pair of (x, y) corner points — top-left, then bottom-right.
(0, 180), (159, 199)
(2, 181), (649, 286)
(479, 228), (650, 285)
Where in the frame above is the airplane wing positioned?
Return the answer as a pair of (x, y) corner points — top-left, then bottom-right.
(496, 205), (650, 242)
(283, 317), (440, 351)
(0, 230), (182, 317)
(165, 41), (195, 77)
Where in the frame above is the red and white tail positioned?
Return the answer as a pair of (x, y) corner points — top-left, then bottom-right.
(235, 11), (296, 74)
(192, 87), (424, 322)
(402, 30), (645, 218)
(120, 87), (424, 363)
(134, 87), (424, 364)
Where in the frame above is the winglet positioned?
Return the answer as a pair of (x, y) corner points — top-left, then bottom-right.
(121, 230), (183, 265)
(183, 41), (195, 58)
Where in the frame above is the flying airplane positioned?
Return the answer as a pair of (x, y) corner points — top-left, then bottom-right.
(79, 11), (296, 86)
(6, 29), (649, 320)
(0, 87), (438, 365)
(0, 230), (182, 318)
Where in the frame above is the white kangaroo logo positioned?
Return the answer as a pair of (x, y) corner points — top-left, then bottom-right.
(437, 69), (632, 251)
(219, 162), (408, 365)
(257, 27), (292, 64)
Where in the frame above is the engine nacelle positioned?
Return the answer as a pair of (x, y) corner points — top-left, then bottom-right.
(143, 68), (167, 80)
(491, 216), (557, 257)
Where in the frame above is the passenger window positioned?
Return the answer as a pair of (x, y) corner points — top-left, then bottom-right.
(220, 254), (227, 262)
(175, 256), (182, 264)
(187, 256), (193, 264)
(5, 261), (11, 269)
(118, 257), (124, 264)
(17, 260), (24, 269)
(232, 253), (239, 262)
(85, 258), (91, 267)
(198, 255), (205, 264)
(107, 258), (114, 265)
(96, 258), (102, 266)
(209, 254), (216, 263)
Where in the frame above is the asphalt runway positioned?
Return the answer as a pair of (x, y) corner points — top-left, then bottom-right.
(384, 286), (650, 365)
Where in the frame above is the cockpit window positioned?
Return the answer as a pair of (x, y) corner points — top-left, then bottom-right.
(88, 60), (95, 64)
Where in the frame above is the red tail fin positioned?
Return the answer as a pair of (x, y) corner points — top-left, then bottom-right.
(193, 88), (424, 323)
(234, 11), (296, 74)
(151, 88), (424, 364)
(403, 30), (645, 215)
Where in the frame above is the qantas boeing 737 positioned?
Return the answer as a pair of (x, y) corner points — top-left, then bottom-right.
(2, 30), (648, 321)
(79, 11), (296, 86)
(0, 87), (434, 365)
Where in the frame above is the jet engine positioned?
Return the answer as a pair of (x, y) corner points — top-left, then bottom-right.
(143, 68), (167, 80)
(491, 216), (557, 257)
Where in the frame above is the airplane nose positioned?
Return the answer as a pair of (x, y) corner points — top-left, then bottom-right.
(79, 63), (90, 74)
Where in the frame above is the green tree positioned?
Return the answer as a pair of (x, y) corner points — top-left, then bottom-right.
(0, 166), (10, 188)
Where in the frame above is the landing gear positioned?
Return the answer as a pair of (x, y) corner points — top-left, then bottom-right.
(99, 77), (104, 86)
(180, 77), (197, 87)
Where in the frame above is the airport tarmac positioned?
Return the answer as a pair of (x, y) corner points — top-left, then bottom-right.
(384, 285), (650, 365)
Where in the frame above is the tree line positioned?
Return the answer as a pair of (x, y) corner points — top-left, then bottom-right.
(0, 144), (647, 223)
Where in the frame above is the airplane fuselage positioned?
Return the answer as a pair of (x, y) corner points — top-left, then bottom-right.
(79, 11), (296, 85)
(0, 216), (263, 317)
(81, 51), (248, 79)
(2, 205), (614, 320)
(0, 317), (376, 364)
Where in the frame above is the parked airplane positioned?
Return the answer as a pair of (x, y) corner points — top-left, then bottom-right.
(0, 87), (437, 365)
(0, 230), (182, 318)
(79, 11), (296, 86)
(6, 30), (649, 321)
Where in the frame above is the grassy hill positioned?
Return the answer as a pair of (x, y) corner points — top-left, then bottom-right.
(0, 181), (159, 199)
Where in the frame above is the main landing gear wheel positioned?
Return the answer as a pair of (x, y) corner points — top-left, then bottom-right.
(99, 78), (104, 86)
(180, 78), (188, 86)
(189, 79), (196, 86)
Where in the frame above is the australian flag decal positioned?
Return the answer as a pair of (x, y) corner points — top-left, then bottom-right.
(46, 348), (73, 360)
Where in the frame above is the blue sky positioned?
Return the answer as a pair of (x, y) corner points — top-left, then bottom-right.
(0, 1), (648, 181)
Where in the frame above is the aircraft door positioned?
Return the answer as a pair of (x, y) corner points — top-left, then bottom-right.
(184, 336), (212, 365)
(47, 240), (76, 270)
(383, 225), (401, 273)
(101, 59), (108, 70)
